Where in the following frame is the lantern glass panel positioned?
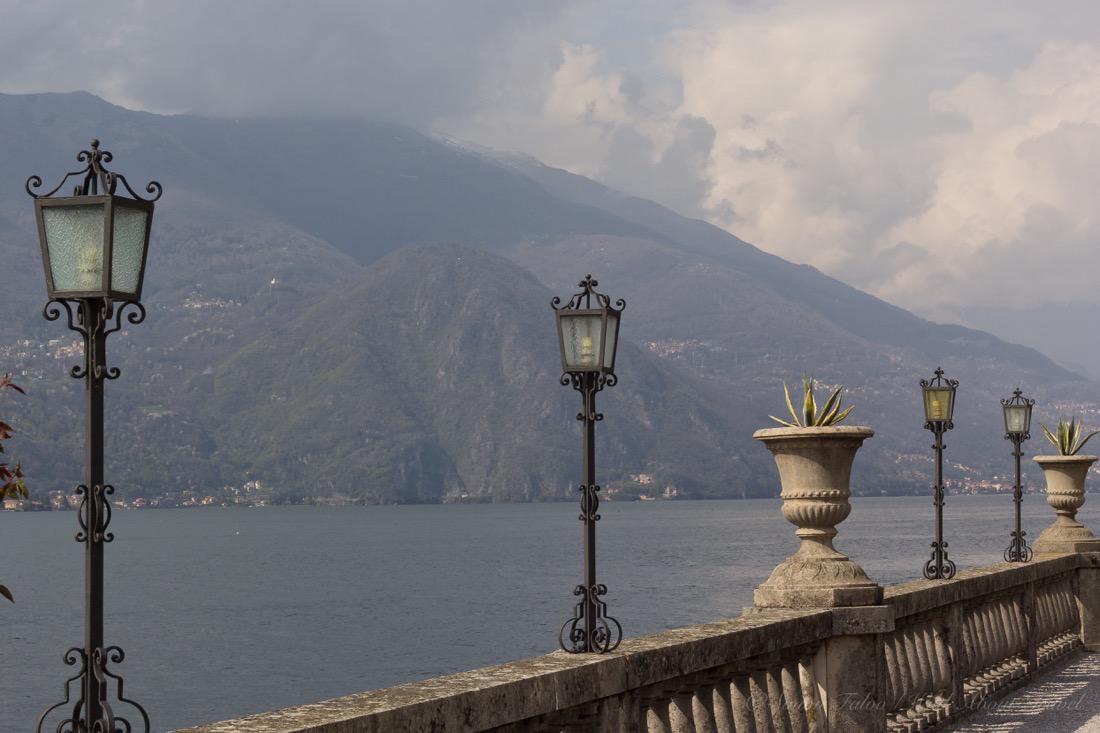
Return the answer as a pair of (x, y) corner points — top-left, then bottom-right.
(602, 311), (619, 370)
(42, 203), (106, 293)
(110, 205), (149, 297)
(561, 313), (604, 371)
(1005, 404), (1031, 435)
(924, 387), (953, 422)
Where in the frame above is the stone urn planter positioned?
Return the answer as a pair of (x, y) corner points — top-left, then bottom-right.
(1032, 455), (1100, 553)
(752, 426), (882, 608)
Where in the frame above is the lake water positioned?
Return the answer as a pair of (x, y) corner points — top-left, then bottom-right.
(2, 494), (1095, 730)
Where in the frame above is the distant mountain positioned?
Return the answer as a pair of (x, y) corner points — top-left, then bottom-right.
(205, 245), (772, 501)
(0, 91), (1094, 502)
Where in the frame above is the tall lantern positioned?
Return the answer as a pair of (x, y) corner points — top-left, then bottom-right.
(29, 140), (159, 733)
(1002, 388), (1035, 562)
(920, 367), (959, 580)
(552, 274), (624, 654)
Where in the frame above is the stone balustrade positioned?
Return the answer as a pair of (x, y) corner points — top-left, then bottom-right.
(174, 553), (1100, 733)
(882, 556), (1084, 732)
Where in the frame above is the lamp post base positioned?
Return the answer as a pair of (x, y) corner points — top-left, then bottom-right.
(1004, 530), (1033, 563)
(923, 541), (956, 580)
(36, 645), (149, 733)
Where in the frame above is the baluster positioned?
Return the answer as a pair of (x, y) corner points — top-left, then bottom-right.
(711, 679), (735, 733)
(1036, 589), (1053, 662)
(1002, 598), (1021, 676)
(989, 600), (1011, 683)
(645, 696), (673, 733)
(1012, 597), (1028, 654)
(1004, 598), (1027, 677)
(979, 603), (1002, 688)
(781, 661), (807, 733)
(748, 671), (773, 732)
(729, 676), (755, 733)
(669, 693), (696, 733)
(912, 623), (936, 723)
(884, 629), (910, 726)
(883, 635), (903, 730)
(934, 617), (957, 716)
(926, 621), (950, 716)
(907, 625), (933, 724)
(1038, 587), (1054, 640)
(1059, 582), (1076, 631)
(961, 611), (978, 704)
(897, 629), (924, 726)
(765, 666), (791, 733)
(691, 687), (718, 733)
(1022, 582), (1038, 675)
(969, 608), (992, 694)
(797, 655), (821, 733)
(921, 620), (946, 721)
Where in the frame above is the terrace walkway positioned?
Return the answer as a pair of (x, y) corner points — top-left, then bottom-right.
(948, 651), (1100, 733)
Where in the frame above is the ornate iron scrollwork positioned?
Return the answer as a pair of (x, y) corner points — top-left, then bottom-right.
(924, 540), (956, 580)
(35, 647), (86, 733)
(578, 483), (601, 522)
(44, 298), (146, 384)
(1004, 531), (1033, 563)
(559, 584), (622, 654)
(550, 273), (626, 315)
(26, 139), (162, 202)
(73, 484), (115, 545)
(36, 646), (149, 733)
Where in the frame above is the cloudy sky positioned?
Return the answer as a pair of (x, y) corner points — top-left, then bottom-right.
(4, 1), (1099, 365)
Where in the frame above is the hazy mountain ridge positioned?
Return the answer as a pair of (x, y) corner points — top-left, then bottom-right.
(0, 91), (1094, 502)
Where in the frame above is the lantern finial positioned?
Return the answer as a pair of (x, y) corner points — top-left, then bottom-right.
(26, 141), (161, 202)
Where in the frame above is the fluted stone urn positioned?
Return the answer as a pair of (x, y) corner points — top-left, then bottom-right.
(752, 426), (883, 608)
(1033, 455), (1100, 554)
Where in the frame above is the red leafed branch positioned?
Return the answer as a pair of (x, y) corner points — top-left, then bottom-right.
(0, 374), (27, 504)
(1, 373), (26, 602)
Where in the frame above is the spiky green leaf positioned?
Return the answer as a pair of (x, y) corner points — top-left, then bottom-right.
(802, 377), (815, 427)
(1041, 423), (1057, 448)
(829, 405), (855, 425)
(1075, 429), (1100, 455)
(818, 386), (843, 425)
(783, 383), (801, 426)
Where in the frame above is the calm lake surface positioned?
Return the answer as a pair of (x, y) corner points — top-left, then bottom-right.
(3, 494), (1094, 730)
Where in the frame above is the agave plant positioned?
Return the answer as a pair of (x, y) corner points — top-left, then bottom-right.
(769, 377), (854, 428)
(1041, 418), (1100, 456)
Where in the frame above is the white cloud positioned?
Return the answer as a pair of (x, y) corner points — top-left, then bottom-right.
(473, 1), (1100, 321)
(882, 42), (1100, 307)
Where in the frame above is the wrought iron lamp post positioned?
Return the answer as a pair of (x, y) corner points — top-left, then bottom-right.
(921, 367), (958, 580)
(552, 274), (624, 653)
(28, 140), (159, 733)
(1002, 388), (1035, 562)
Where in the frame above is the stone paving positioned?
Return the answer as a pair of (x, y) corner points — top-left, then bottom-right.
(947, 652), (1100, 732)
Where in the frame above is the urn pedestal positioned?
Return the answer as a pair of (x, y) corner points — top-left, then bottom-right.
(1033, 455), (1100, 554)
(752, 426), (882, 608)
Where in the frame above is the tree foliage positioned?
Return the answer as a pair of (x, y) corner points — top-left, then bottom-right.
(0, 373), (26, 603)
